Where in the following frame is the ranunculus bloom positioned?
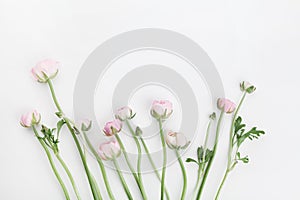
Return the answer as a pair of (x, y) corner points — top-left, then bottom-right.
(31, 59), (60, 83)
(115, 106), (135, 121)
(98, 140), (121, 161)
(20, 110), (41, 128)
(166, 131), (190, 149)
(103, 119), (122, 136)
(240, 81), (256, 94)
(217, 98), (236, 114)
(151, 100), (173, 120)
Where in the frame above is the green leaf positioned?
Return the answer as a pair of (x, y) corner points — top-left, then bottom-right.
(236, 152), (249, 164)
(197, 146), (213, 163)
(57, 120), (65, 133)
(234, 116), (265, 147)
(55, 111), (63, 118)
(186, 158), (198, 165)
(234, 116), (246, 136)
(237, 127), (265, 147)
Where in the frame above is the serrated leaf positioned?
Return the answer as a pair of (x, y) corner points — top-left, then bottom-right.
(237, 127), (265, 147)
(234, 116), (246, 136)
(234, 116), (265, 147)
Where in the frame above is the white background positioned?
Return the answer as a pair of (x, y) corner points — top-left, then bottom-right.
(1, 0), (300, 199)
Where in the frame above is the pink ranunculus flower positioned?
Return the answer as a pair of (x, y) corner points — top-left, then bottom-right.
(217, 98), (236, 114)
(166, 131), (190, 150)
(103, 119), (122, 136)
(20, 110), (41, 128)
(115, 106), (135, 121)
(31, 59), (60, 83)
(151, 100), (173, 120)
(98, 140), (121, 161)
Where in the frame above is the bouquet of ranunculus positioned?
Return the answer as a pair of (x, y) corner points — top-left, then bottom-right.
(20, 59), (265, 200)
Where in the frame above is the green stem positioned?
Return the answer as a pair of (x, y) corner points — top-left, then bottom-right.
(139, 137), (171, 200)
(193, 120), (212, 199)
(214, 93), (247, 200)
(196, 111), (224, 199)
(215, 169), (230, 200)
(112, 158), (134, 200)
(125, 120), (143, 182)
(32, 126), (70, 200)
(82, 131), (116, 200)
(158, 118), (167, 200)
(89, 172), (103, 200)
(47, 79), (63, 113)
(115, 134), (148, 200)
(55, 153), (81, 200)
(202, 121), (212, 169)
(176, 150), (187, 200)
(227, 92), (246, 169)
(46, 80), (101, 200)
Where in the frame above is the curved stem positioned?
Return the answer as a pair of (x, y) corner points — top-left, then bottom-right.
(192, 121), (212, 199)
(125, 120), (143, 182)
(47, 79), (63, 113)
(176, 150), (187, 200)
(32, 126), (70, 200)
(89, 172), (103, 200)
(139, 137), (171, 200)
(158, 118), (167, 200)
(196, 111), (224, 199)
(46, 80), (101, 200)
(115, 134), (148, 200)
(82, 131), (116, 200)
(215, 169), (230, 200)
(214, 93), (247, 200)
(112, 158), (134, 200)
(227, 92), (246, 168)
(202, 121), (212, 168)
(55, 153), (81, 200)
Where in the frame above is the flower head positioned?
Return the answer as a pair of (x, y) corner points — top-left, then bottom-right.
(240, 81), (256, 94)
(166, 131), (190, 150)
(217, 98), (236, 114)
(115, 106), (135, 121)
(98, 140), (121, 161)
(103, 119), (122, 136)
(20, 110), (41, 128)
(31, 59), (60, 83)
(151, 100), (173, 120)
(135, 126), (143, 136)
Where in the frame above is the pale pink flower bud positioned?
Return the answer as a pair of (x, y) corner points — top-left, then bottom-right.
(240, 81), (256, 94)
(217, 98), (236, 114)
(31, 59), (60, 83)
(103, 119), (122, 136)
(151, 100), (173, 120)
(98, 140), (121, 161)
(115, 106), (135, 121)
(166, 131), (190, 150)
(20, 110), (41, 128)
